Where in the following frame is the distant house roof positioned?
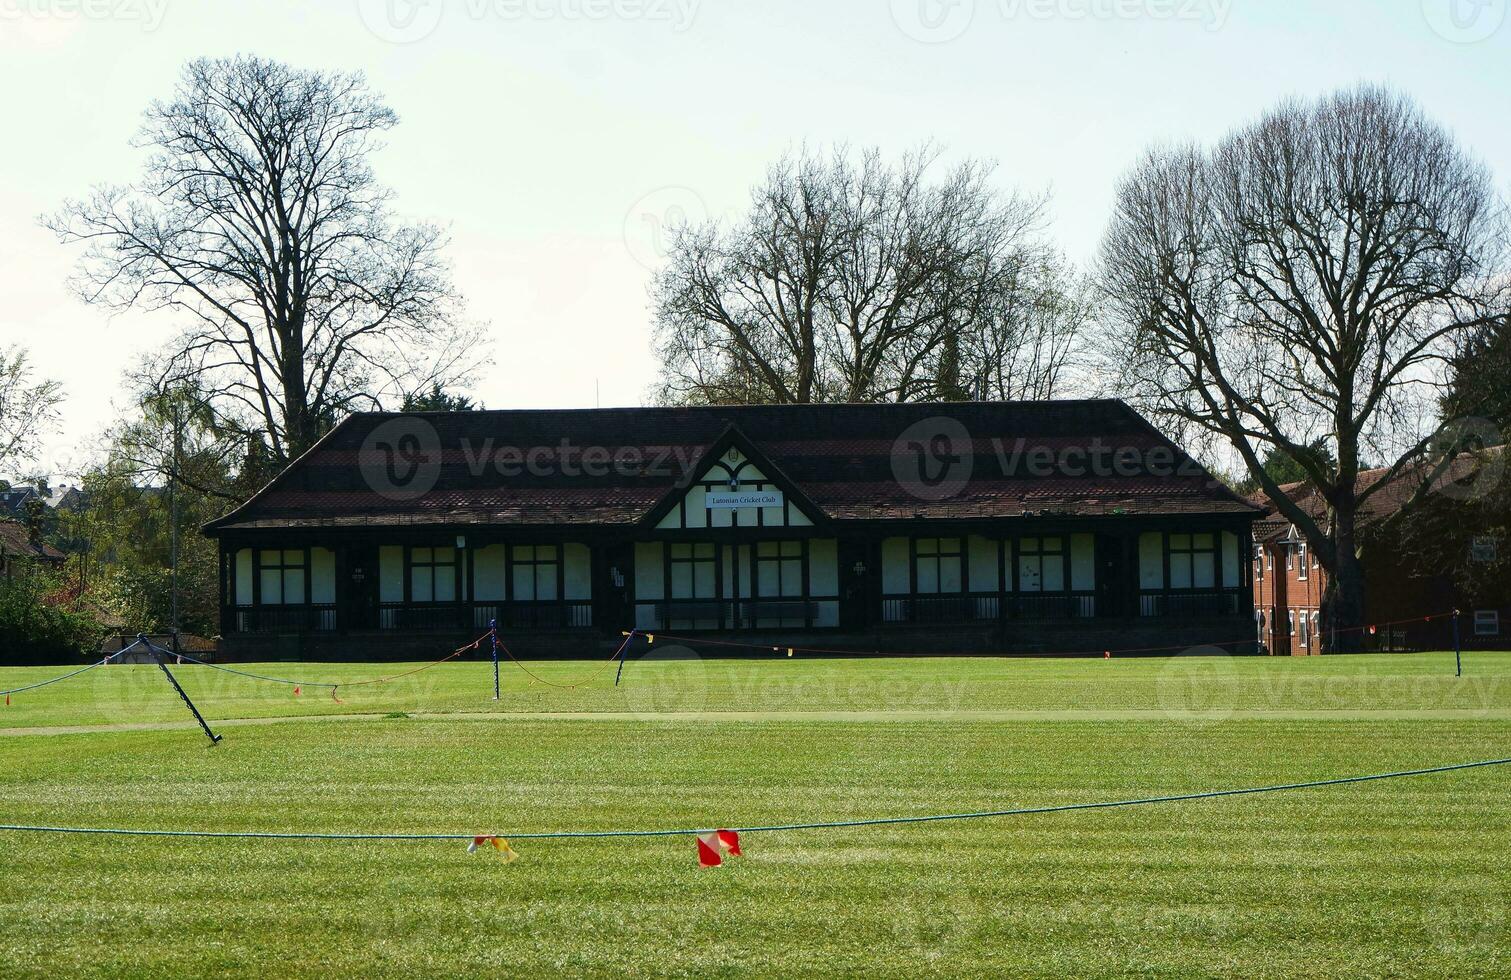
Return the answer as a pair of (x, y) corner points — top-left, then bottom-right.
(0, 487), (41, 520)
(205, 400), (1260, 534)
(0, 520), (65, 562)
(1249, 449), (1503, 543)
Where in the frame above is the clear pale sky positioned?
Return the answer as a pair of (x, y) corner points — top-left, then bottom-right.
(1, 0), (1508, 480)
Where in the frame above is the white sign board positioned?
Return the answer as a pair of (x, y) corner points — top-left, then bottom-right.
(706, 489), (784, 510)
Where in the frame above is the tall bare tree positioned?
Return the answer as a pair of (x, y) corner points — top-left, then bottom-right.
(1098, 85), (1509, 649)
(48, 56), (478, 463)
(652, 146), (1077, 405)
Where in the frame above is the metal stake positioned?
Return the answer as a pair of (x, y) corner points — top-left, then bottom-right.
(490, 619), (501, 701)
(147, 638), (222, 744)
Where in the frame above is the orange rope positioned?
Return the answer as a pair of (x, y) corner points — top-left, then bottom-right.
(495, 632), (635, 690)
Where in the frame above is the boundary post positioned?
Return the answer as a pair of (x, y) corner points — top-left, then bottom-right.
(1453, 608), (1462, 678)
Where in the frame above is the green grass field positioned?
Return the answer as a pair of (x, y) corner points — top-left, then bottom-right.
(3, 647), (1509, 977)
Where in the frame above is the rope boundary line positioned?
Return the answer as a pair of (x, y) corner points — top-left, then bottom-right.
(635, 610), (1458, 660)
(1, 755), (1505, 842)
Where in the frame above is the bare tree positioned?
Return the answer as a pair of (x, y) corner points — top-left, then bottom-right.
(652, 146), (1073, 405)
(0, 346), (64, 480)
(47, 56), (479, 463)
(963, 252), (1091, 401)
(1098, 85), (1509, 649)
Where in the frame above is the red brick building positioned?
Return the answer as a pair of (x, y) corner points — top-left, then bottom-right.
(1251, 454), (1509, 654)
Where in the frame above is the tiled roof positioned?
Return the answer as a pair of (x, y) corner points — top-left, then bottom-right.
(1249, 450), (1502, 542)
(205, 400), (1261, 533)
(0, 520), (65, 560)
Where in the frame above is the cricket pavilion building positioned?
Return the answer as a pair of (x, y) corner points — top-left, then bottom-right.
(205, 401), (1261, 659)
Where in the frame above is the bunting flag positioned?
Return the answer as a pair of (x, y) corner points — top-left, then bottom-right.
(467, 835), (520, 862)
(293, 686), (301, 697)
(696, 829), (742, 868)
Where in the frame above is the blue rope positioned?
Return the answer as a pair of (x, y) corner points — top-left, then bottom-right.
(163, 650), (337, 690)
(0, 641), (142, 697)
(1, 756), (1505, 842)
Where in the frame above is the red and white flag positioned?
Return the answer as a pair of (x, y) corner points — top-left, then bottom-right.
(467, 835), (520, 862)
(696, 829), (742, 868)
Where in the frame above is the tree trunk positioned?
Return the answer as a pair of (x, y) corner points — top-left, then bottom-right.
(1323, 504), (1367, 653)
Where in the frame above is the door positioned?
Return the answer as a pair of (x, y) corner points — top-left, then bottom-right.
(1096, 534), (1125, 618)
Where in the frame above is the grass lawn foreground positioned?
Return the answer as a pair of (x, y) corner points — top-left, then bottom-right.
(2, 649), (1509, 977)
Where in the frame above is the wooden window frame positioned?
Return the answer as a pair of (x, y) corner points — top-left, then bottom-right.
(910, 537), (965, 596)
(405, 545), (462, 605)
(254, 547), (309, 607)
(1167, 532), (1218, 591)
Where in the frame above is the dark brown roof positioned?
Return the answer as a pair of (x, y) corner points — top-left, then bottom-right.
(0, 521), (65, 561)
(1250, 450), (1502, 542)
(205, 400), (1260, 534)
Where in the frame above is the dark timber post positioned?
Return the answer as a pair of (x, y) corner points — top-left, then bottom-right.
(1453, 609), (1462, 678)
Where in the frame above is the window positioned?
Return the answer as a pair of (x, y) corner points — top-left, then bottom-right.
(668, 542), (716, 600)
(1297, 609), (1309, 646)
(1017, 537), (1065, 593)
(756, 540), (804, 597)
(1288, 611), (1296, 636)
(1297, 542), (1308, 581)
(1471, 537), (1499, 563)
(1311, 611), (1321, 645)
(1475, 610), (1500, 637)
(410, 546), (458, 603)
(1286, 544), (1294, 571)
(915, 538), (964, 594)
(512, 545), (560, 601)
(1168, 533), (1216, 590)
(258, 549), (306, 605)
(1266, 549), (1273, 572)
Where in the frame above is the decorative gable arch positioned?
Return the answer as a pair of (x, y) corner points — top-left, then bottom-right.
(645, 426), (826, 531)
